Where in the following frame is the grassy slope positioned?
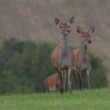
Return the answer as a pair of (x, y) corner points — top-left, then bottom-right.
(0, 89), (110, 110)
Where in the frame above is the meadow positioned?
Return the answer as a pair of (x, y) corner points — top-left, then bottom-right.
(0, 88), (109, 110)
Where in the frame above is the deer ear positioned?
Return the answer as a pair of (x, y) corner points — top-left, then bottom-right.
(77, 26), (83, 34)
(55, 17), (60, 25)
(68, 17), (74, 24)
(88, 26), (95, 34)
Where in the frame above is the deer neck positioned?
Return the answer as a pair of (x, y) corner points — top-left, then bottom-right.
(59, 35), (69, 56)
(79, 43), (88, 61)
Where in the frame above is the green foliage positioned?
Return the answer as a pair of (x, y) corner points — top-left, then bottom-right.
(0, 38), (108, 94)
(91, 54), (108, 88)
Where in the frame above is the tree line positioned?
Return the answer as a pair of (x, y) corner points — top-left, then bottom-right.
(0, 38), (108, 94)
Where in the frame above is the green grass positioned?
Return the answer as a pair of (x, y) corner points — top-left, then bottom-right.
(0, 89), (110, 110)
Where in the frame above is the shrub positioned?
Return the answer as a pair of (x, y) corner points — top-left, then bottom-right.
(0, 38), (108, 94)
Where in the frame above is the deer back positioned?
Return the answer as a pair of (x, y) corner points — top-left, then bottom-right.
(44, 73), (60, 90)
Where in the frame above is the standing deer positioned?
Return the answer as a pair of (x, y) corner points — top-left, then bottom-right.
(73, 26), (95, 90)
(51, 17), (74, 93)
(44, 73), (60, 93)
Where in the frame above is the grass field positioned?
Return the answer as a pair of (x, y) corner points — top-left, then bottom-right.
(0, 89), (110, 110)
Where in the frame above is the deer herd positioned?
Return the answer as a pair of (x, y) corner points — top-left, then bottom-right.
(44, 17), (95, 94)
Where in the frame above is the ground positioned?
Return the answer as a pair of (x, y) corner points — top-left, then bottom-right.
(0, 88), (109, 110)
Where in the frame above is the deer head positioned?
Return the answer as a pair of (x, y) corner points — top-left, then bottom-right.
(55, 17), (74, 36)
(77, 26), (95, 46)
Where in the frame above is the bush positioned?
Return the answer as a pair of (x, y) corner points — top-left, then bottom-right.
(0, 38), (108, 94)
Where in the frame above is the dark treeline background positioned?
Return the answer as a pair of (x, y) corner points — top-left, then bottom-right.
(0, 38), (108, 94)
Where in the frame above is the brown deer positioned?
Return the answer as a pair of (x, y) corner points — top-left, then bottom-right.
(51, 17), (74, 93)
(73, 26), (95, 90)
(44, 73), (60, 93)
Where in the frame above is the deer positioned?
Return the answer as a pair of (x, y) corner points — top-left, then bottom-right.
(73, 26), (95, 90)
(44, 73), (60, 93)
(51, 17), (74, 93)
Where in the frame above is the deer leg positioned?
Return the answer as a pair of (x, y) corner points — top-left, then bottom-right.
(63, 70), (68, 92)
(62, 71), (65, 91)
(87, 70), (91, 89)
(77, 70), (82, 90)
(71, 69), (76, 90)
(73, 72), (76, 90)
(68, 68), (72, 94)
(55, 67), (64, 93)
(65, 70), (68, 92)
(56, 75), (60, 92)
(59, 71), (64, 93)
